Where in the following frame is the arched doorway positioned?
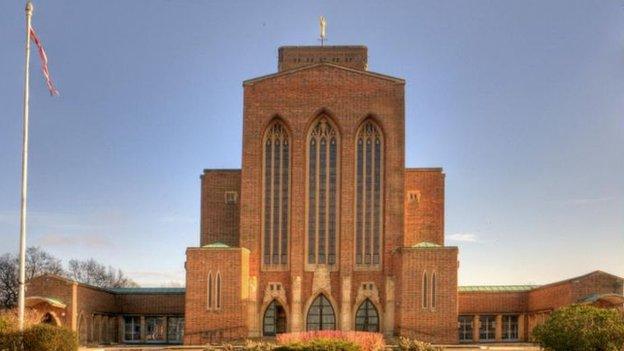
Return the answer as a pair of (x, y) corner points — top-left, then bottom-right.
(41, 312), (59, 326)
(306, 294), (336, 331)
(263, 300), (287, 336)
(355, 299), (379, 332)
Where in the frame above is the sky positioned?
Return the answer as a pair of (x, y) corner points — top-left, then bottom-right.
(0, 0), (623, 287)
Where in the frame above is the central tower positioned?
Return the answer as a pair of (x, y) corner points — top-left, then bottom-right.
(185, 44), (458, 344)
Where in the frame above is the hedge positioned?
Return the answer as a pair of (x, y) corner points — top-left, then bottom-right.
(0, 324), (78, 351)
(273, 339), (360, 351)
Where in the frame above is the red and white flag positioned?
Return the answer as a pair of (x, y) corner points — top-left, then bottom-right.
(29, 26), (59, 96)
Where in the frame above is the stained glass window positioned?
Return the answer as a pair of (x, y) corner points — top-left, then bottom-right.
(263, 300), (287, 336)
(422, 271), (428, 308)
(263, 121), (290, 266)
(355, 299), (379, 332)
(306, 295), (336, 330)
(307, 117), (339, 265)
(207, 272), (213, 309)
(355, 120), (383, 267)
(215, 272), (221, 309)
(431, 272), (437, 309)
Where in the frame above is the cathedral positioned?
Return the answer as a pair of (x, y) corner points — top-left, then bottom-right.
(25, 44), (624, 346)
(182, 45), (624, 344)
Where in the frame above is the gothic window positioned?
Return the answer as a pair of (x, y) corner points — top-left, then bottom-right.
(207, 272), (213, 310)
(215, 272), (222, 309)
(307, 117), (339, 266)
(355, 120), (383, 267)
(355, 299), (380, 332)
(306, 295), (336, 331)
(263, 300), (287, 336)
(431, 272), (437, 309)
(422, 271), (428, 308)
(263, 121), (290, 266)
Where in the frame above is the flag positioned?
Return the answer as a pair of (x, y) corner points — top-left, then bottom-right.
(29, 27), (59, 96)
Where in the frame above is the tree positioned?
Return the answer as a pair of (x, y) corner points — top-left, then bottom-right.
(66, 259), (138, 288)
(0, 247), (64, 309)
(0, 247), (138, 308)
(532, 304), (624, 351)
(0, 254), (18, 309)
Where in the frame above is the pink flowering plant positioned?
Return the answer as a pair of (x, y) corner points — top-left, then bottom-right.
(276, 330), (385, 351)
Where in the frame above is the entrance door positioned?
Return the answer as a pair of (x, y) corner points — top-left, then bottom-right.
(263, 300), (287, 336)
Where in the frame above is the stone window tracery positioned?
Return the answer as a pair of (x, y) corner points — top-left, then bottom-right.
(355, 120), (383, 267)
(306, 294), (336, 330)
(263, 121), (290, 266)
(355, 299), (380, 332)
(307, 116), (339, 266)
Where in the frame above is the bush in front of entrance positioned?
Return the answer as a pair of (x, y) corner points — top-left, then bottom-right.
(276, 331), (384, 351)
(0, 324), (78, 351)
(274, 339), (360, 351)
(531, 304), (624, 351)
(396, 337), (439, 351)
(22, 324), (78, 351)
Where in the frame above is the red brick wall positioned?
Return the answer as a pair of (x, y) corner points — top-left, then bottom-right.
(404, 169), (445, 246)
(184, 247), (249, 344)
(278, 46), (368, 72)
(458, 291), (527, 314)
(395, 247), (458, 343)
(117, 293), (184, 315)
(240, 64), (405, 279)
(200, 170), (241, 247)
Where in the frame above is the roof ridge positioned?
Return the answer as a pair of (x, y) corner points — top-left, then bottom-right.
(243, 63), (404, 86)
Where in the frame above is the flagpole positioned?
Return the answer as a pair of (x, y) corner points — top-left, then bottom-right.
(18, 0), (33, 332)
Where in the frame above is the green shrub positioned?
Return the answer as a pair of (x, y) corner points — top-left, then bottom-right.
(0, 324), (78, 351)
(396, 337), (438, 351)
(274, 339), (360, 351)
(0, 331), (23, 351)
(532, 304), (624, 351)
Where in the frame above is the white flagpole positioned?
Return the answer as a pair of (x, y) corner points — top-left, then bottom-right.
(18, 0), (33, 332)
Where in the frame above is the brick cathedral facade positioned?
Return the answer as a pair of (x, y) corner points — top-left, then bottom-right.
(25, 44), (623, 346)
(182, 45), (623, 344)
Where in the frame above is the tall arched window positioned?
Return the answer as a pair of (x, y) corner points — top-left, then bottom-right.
(422, 271), (428, 308)
(355, 120), (383, 267)
(207, 272), (213, 309)
(263, 300), (287, 336)
(431, 272), (437, 309)
(306, 294), (336, 330)
(355, 299), (380, 332)
(263, 120), (290, 266)
(216, 272), (222, 309)
(306, 116), (339, 266)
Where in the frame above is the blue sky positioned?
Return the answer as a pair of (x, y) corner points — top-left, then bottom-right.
(1, 0), (622, 286)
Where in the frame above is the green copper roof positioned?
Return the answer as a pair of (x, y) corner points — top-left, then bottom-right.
(412, 242), (442, 248)
(459, 285), (539, 292)
(109, 287), (185, 294)
(202, 242), (230, 248)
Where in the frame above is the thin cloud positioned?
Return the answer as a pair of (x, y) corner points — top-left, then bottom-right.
(447, 233), (479, 243)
